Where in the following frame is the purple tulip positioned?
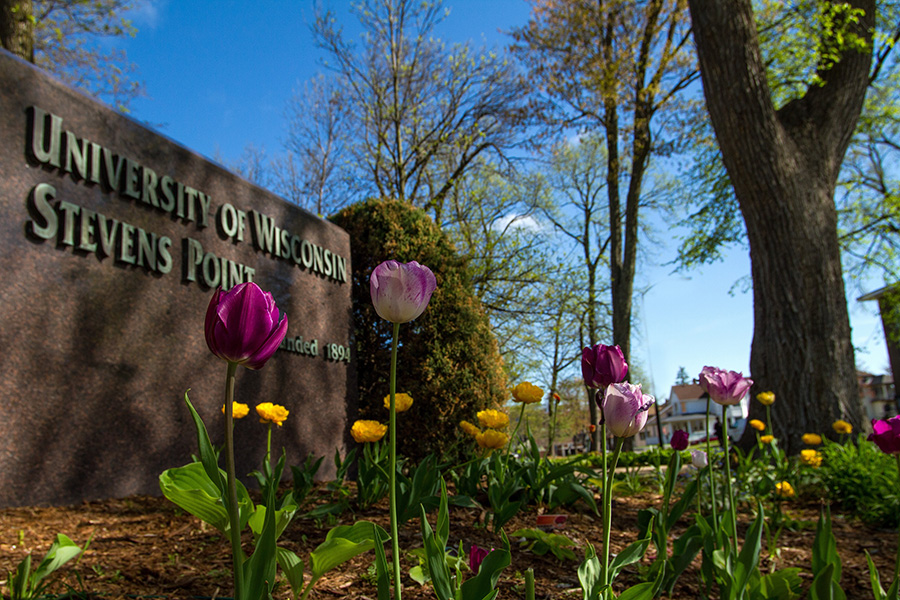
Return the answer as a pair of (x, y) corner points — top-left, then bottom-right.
(582, 344), (628, 389)
(670, 429), (689, 451)
(469, 544), (491, 572)
(370, 260), (437, 324)
(204, 282), (288, 370)
(600, 382), (654, 438)
(698, 366), (753, 406)
(869, 416), (900, 455)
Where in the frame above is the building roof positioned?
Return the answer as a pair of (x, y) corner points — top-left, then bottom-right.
(670, 383), (707, 401)
(858, 284), (900, 302)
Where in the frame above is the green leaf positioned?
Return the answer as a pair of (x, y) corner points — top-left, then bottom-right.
(248, 495), (299, 541)
(183, 392), (225, 497)
(31, 534), (82, 585)
(309, 521), (385, 580)
(577, 543), (602, 600)
(242, 474), (280, 600)
(733, 503), (765, 593)
(373, 526), (391, 600)
(420, 502), (455, 600)
(275, 547), (305, 600)
(811, 506), (842, 584)
(809, 562), (846, 600)
(756, 568), (803, 600)
(609, 528), (652, 583)
(865, 550), (886, 600)
(159, 462), (253, 535)
(617, 581), (657, 600)
(666, 478), (698, 531)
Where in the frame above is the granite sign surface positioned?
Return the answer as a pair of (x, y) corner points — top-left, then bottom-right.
(0, 49), (356, 506)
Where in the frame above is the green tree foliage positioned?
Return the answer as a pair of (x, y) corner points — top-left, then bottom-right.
(330, 199), (507, 464)
(676, 0), (900, 289)
(0, 0), (145, 111)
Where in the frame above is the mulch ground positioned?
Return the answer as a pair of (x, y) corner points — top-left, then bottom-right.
(0, 482), (896, 599)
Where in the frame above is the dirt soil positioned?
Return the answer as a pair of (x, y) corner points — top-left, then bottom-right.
(0, 483), (896, 600)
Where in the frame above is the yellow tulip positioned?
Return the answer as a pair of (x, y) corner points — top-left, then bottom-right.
(222, 402), (250, 419)
(775, 481), (795, 498)
(256, 402), (289, 426)
(749, 419), (766, 431)
(756, 391), (775, 406)
(477, 409), (509, 430)
(476, 429), (509, 449)
(512, 382), (544, 404)
(384, 392), (413, 413)
(351, 420), (388, 443)
(832, 420), (852, 435)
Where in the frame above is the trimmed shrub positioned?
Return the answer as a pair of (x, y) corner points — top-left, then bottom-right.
(331, 199), (507, 464)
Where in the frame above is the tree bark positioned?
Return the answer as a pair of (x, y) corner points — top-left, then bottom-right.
(0, 0), (33, 62)
(688, 0), (874, 453)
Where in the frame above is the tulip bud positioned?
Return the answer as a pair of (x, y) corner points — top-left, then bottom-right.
(600, 382), (653, 438)
(369, 260), (436, 324)
(698, 366), (753, 406)
(581, 344), (628, 389)
(204, 282), (288, 370)
(670, 429), (689, 451)
(691, 450), (708, 469)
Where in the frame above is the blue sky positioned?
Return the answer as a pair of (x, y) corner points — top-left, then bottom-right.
(117, 1), (891, 396)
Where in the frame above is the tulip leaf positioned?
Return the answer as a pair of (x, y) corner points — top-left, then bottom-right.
(183, 392), (225, 497)
(811, 506), (841, 584)
(242, 478), (278, 600)
(578, 543), (602, 600)
(733, 502), (765, 594)
(609, 529), (652, 584)
(373, 525), (391, 600)
(420, 503), (455, 600)
(865, 551), (887, 600)
(275, 546), (305, 599)
(31, 534), (82, 587)
(616, 581), (657, 600)
(810, 562), (846, 600)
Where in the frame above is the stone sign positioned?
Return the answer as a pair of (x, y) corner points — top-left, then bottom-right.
(0, 49), (356, 507)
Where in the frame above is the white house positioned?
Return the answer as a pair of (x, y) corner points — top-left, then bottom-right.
(637, 382), (750, 448)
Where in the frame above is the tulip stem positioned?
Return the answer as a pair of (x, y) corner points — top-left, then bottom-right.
(503, 403), (527, 482)
(721, 417), (738, 549)
(388, 321), (402, 600)
(705, 397), (718, 540)
(223, 361), (244, 600)
(894, 455), (900, 587)
(602, 435), (625, 599)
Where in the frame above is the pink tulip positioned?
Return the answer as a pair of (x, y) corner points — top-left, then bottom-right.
(869, 416), (900, 455)
(601, 382), (654, 438)
(671, 429), (689, 451)
(582, 344), (628, 389)
(204, 282), (288, 370)
(370, 260), (437, 323)
(698, 366), (753, 406)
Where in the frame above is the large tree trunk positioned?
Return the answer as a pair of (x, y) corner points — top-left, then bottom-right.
(688, 0), (873, 454)
(0, 0), (33, 62)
